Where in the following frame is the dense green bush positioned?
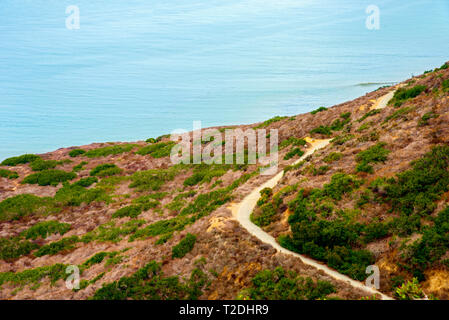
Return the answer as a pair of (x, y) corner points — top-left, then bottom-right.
(34, 236), (79, 257)
(254, 116), (287, 129)
(331, 134), (354, 145)
(310, 125), (332, 136)
(311, 113), (351, 136)
(356, 142), (390, 173)
(418, 112), (439, 127)
(0, 263), (68, 287)
(21, 220), (71, 240)
(129, 166), (181, 191)
(136, 141), (176, 158)
(183, 164), (228, 187)
(72, 161), (88, 172)
(22, 170), (76, 186)
(72, 177), (98, 187)
(251, 203), (277, 227)
(284, 147), (304, 161)
(389, 85), (426, 107)
(92, 261), (206, 300)
(357, 109), (381, 123)
(0, 168), (19, 179)
(239, 267), (335, 300)
(311, 107), (327, 115)
(323, 152), (343, 163)
(69, 149), (86, 157)
(383, 145), (449, 216)
(53, 183), (110, 207)
(1, 154), (40, 166)
(90, 164), (122, 177)
(384, 106), (414, 122)
(323, 173), (363, 201)
(112, 205), (142, 219)
(0, 194), (53, 221)
(30, 159), (60, 171)
(0, 238), (39, 260)
(85, 144), (137, 158)
(280, 137), (307, 149)
(172, 233), (197, 259)
(395, 278), (424, 300)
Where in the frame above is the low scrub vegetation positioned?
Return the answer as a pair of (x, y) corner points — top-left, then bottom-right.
(85, 144), (137, 158)
(1, 154), (40, 166)
(355, 142), (390, 173)
(90, 164), (122, 177)
(172, 233), (197, 259)
(22, 170), (77, 186)
(92, 260), (207, 300)
(136, 141), (176, 158)
(0, 168), (19, 179)
(238, 267), (335, 300)
(389, 85), (426, 107)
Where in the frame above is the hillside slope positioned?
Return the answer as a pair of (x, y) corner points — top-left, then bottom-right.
(0, 62), (448, 300)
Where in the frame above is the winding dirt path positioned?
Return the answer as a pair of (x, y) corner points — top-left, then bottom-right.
(231, 90), (398, 300)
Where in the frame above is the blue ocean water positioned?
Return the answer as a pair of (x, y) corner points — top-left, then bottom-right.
(0, 0), (448, 161)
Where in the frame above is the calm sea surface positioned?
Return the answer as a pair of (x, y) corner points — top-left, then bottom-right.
(1, 0), (448, 160)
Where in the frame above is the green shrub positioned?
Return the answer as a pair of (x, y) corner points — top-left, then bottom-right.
(72, 177), (98, 187)
(0, 169), (19, 179)
(21, 221), (71, 240)
(280, 137), (307, 149)
(357, 109), (381, 122)
(323, 173), (362, 200)
(240, 267), (335, 300)
(251, 203), (277, 227)
(356, 142), (390, 173)
(0, 263), (68, 287)
(136, 142), (176, 158)
(129, 166), (181, 191)
(310, 125), (332, 136)
(0, 194), (53, 221)
(90, 164), (122, 177)
(53, 183), (110, 207)
(145, 138), (157, 143)
(383, 145), (449, 216)
(331, 134), (354, 145)
(384, 106), (415, 122)
(284, 148), (304, 160)
(183, 164), (228, 187)
(22, 170), (76, 186)
(389, 85), (426, 107)
(172, 233), (197, 259)
(323, 152), (343, 163)
(69, 149), (86, 157)
(85, 144), (136, 158)
(112, 205), (142, 219)
(30, 159), (60, 171)
(0, 238), (39, 260)
(395, 278), (424, 300)
(254, 116), (287, 129)
(72, 161), (88, 172)
(418, 112), (439, 126)
(311, 107), (327, 115)
(34, 236), (79, 257)
(92, 261), (206, 300)
(1, 154), (40, 166)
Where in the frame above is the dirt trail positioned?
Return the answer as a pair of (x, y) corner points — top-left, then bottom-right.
(231, 90), (398, 300)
